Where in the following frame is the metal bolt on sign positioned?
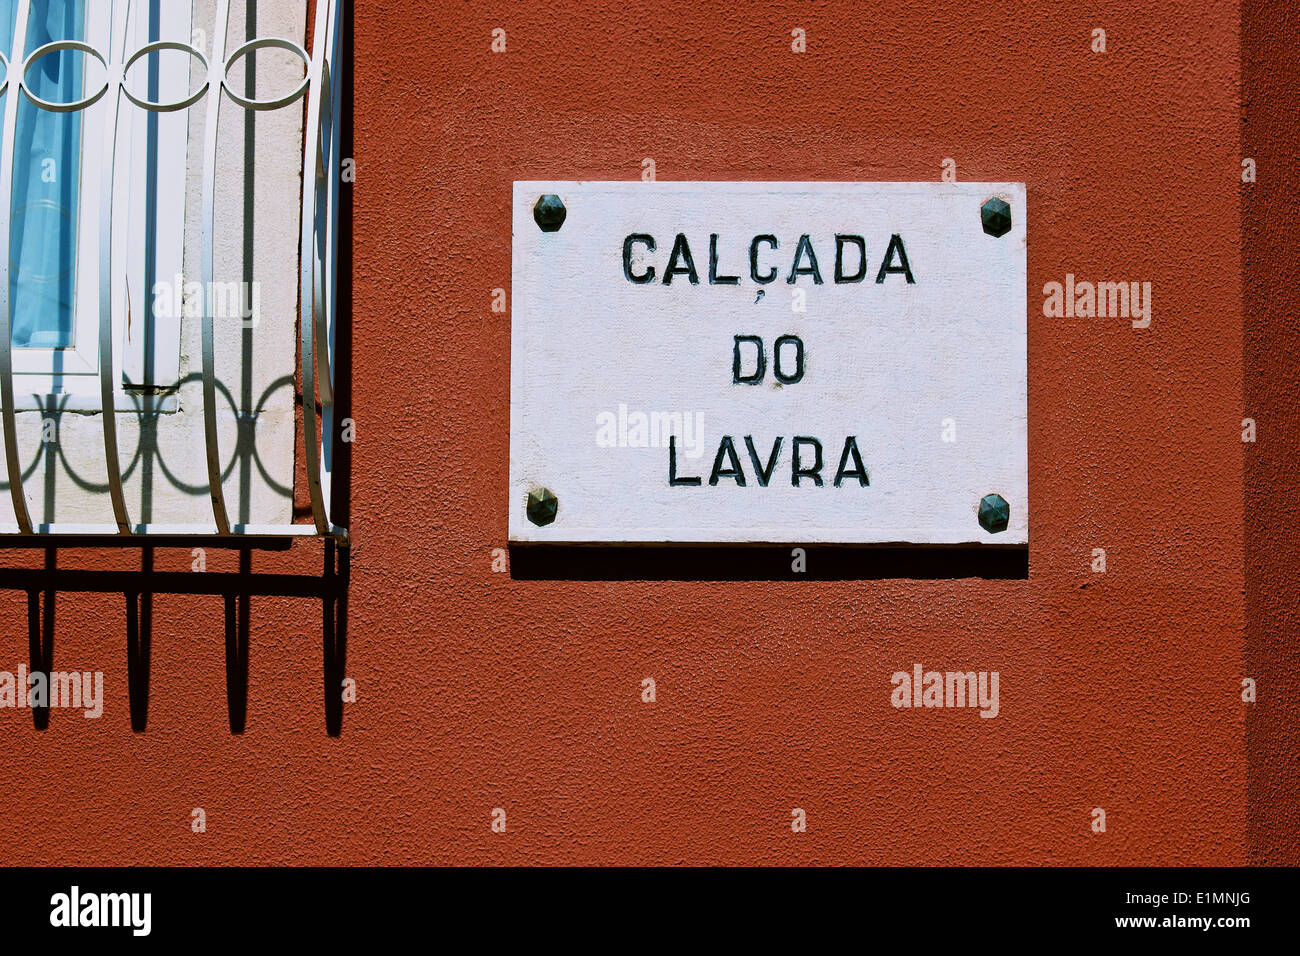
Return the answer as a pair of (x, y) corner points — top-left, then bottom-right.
(526, 487), (558, 526)
(978, 493), (1010, 533)
(981, 197), (1012, 237)
(533, 194), (566, 232)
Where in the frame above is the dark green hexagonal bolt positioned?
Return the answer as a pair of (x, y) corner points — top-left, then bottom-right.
(526, 487), (558, 526)
(978, 493), (1010, 533)
(533, 194), (567, 232)
(980, 197), (1012, 238)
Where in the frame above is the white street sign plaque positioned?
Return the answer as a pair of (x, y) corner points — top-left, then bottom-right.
(510, 181), (1027, 545)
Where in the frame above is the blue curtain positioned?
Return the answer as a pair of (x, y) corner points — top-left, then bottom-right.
(0, 0), (83, 350)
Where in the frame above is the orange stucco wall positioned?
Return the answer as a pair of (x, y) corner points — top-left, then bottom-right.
(0, 0), (1279, 865)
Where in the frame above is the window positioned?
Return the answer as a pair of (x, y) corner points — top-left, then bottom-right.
(0, 0), (344, 540)
(0, 0), (188, 407)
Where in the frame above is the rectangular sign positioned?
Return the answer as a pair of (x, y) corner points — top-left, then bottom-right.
(509, 181), (1027, 545)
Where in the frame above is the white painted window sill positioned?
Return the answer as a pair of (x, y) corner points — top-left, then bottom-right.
(9, 393), (180, 414)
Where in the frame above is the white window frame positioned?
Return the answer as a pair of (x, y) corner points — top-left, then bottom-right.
(10, 0), (189, 410)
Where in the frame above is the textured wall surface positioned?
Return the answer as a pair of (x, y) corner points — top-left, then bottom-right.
(0, 0), (1264, 865)
(1242, 0), (1298, 865)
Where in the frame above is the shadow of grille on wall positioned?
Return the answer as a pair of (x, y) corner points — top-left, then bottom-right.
(0, 0), (345, 543)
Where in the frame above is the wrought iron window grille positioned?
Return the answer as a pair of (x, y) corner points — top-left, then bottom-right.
(0, 0), (346, 542)
(0, 0), (352, 735)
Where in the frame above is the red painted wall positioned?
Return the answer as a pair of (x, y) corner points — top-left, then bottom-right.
(1242, 0), (1299, 864)
(1, 0), (1279, 865)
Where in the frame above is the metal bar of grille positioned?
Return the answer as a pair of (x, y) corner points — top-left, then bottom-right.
(200, 0), (233, 534)
(299, 0), (339, 535)
(0, 0), (34, 532)
(98, 0), (133, 532)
